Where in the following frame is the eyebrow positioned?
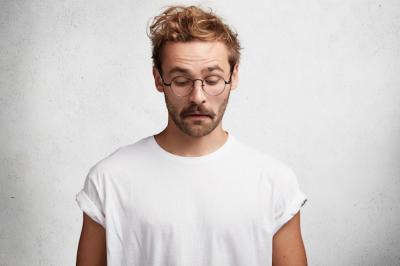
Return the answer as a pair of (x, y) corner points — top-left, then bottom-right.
(168, 65), (225, 76)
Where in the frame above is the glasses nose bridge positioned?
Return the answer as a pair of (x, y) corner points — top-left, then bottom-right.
(192, 78), (205, 88)
(190, 78), (206, 94)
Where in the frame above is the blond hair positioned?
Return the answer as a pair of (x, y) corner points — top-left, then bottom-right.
(147, 5), (242, 75)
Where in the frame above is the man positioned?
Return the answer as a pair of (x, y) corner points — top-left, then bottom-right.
(76, 5), (308, 266)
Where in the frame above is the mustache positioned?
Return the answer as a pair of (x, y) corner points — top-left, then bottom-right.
(182, 105), (214, 117)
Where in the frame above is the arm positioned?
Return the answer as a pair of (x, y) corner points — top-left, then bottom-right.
(272, 211), (307, 266)
(76, 212), (107, 266)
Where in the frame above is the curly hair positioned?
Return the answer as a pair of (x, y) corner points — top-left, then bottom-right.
(147, 5), (242, 76)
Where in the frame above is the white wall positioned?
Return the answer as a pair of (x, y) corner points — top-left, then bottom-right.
(1, 0), (399, 265)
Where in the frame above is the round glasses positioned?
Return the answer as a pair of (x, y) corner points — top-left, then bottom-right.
(160, 72), (233, 97)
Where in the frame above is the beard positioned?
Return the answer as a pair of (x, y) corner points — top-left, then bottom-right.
(162, 88), (231, 138)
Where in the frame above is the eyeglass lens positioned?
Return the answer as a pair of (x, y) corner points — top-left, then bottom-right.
(171, 76), (227, 96)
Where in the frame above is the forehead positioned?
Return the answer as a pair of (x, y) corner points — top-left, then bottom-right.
(161, 41), (230, 74)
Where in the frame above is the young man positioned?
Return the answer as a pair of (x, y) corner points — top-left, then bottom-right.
(76, 5), (308, 266)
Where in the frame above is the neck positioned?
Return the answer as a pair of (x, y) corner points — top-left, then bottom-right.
(154, 126), (229, 157)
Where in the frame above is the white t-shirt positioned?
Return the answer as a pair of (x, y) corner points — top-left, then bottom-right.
(76, 132), (307, 266)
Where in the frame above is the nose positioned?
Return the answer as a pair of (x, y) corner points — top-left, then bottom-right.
(188, 79), (207, 103)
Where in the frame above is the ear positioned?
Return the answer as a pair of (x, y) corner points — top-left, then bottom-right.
(152, 66), (164, 93)
(230, 63), (239, 91)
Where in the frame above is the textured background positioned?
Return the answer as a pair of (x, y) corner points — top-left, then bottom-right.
(1, 0), (399, 265)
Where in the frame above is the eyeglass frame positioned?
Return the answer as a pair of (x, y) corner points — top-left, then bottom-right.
(158, 69), (234, 97)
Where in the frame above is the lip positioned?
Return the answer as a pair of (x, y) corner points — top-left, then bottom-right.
(184, 112), (210, 116)
(184, 114), (211, 119)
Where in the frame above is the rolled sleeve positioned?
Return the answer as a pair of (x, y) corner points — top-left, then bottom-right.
(76, 167), (106, 228)
(76, 189), (106, 228)
(272, 188), (307, 235)
(271, 163), (308, 235)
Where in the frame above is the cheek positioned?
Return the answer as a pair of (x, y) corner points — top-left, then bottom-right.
(216, 92), (229, 105)
(210, 98), (226, 114)
(165, 95), (186, 113)
(217, 94), (230, 112)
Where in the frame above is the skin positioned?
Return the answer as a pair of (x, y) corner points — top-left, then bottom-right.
(76, 40), (307, 265)
(76, 213), (106, 266)
(152, 40), (239, 156)
(273, 211), (308, 265)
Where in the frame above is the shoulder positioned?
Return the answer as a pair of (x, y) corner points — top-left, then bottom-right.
(233, 136), (296, 174)
(233, 136), (298, 186)
(86, 135), (153, 179)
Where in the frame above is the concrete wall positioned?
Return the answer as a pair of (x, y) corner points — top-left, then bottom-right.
(1, 0), (399, 265)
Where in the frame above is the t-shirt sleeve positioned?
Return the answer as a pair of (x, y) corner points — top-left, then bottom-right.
(75, 166), (106, 228)
(271, 163), (308, 235)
